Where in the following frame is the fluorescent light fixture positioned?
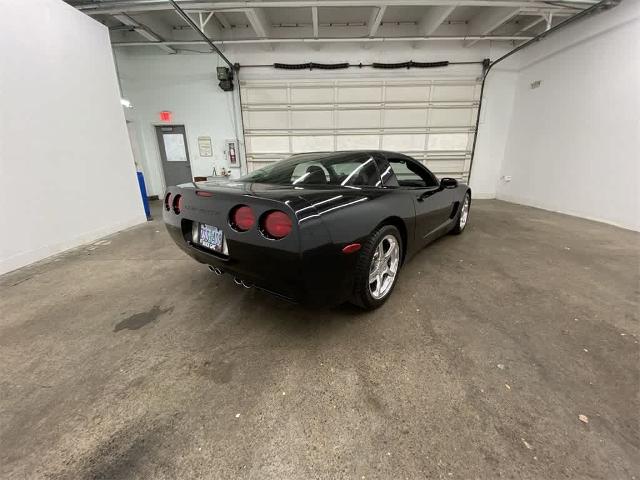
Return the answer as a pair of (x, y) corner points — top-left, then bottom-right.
(120, 98), (133, 108)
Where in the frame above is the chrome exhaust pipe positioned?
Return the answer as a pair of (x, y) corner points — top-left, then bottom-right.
(208, 265), (223, 275)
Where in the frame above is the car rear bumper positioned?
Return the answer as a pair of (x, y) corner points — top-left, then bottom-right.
(165, 223), (357, 307)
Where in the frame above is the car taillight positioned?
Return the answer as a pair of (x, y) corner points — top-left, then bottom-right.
(164, 192), (172, 211)
(173, 194), (183, 214)
(231, 205), (255, 231)
(263, 211), (292, 239)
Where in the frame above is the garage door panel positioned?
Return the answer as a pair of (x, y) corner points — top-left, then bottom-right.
(426, 159), (467, 175)
(385, 85), (429, 102)
(246, 111), (288, 130)
(384, 109), (427, 128)
(337, 86), (382, 103)
(382, 134), (426, 151)
(241, 77), (480, 179)
(292, 136), (334, 152)
(337, 135), (379, 150)
(291, 110), (333, 129)
(247, 159), (280, 172)
(338, 109), (380, 129)
(290, 87), (333, 104)
(431, 85), (476, 101)
(427, 133), (471, 151)
(248, 136), (290, 153)
(245, 87), (288, 104)
(428, 109), (476, 127)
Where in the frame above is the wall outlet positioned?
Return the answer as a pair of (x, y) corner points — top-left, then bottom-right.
(530, 80), (542, 89)
(502, 175), (512, 182)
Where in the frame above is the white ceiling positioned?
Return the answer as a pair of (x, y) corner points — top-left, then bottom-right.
(67, 0), (600, 53)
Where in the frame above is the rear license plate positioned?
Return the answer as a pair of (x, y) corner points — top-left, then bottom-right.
(199, 224), (224, 252)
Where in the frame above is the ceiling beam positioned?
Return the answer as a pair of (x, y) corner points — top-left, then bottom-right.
(245, 8), (271, 38)
(368, 6), (386, 37)
(514, 15), (545, 35)
(418, 5), (456, 36)
(465, 7), (521, 46)
(112, 13), (176, 53)
(198, 11), (214, 29)
(77, 1), (586, 15)
(311, 6), (319, 38)
(113, 34), (535, 47)
(214, 12), (232, 29)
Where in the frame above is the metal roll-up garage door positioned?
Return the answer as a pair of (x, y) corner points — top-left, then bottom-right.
(240, 77), (481, 181)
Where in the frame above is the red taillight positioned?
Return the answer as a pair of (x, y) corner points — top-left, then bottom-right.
(172, 194), (183, 214)
(263, 211), (292, 239)
(164, 192), (172, 211)
(231, 205), (255, 231)
(196, 191), (213, 197)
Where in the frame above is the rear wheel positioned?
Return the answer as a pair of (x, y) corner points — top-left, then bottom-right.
(351, 225), (402, 310)
(450, 191), (471, 235)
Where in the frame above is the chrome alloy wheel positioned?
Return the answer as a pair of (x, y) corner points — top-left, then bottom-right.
(459, 195), (470, 229)
(369, 234), (400, 300)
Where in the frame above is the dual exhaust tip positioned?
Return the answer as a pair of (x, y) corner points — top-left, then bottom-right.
(208, 265), (253, 289)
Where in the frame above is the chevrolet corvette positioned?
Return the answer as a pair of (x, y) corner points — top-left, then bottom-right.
(163, 150), (470, 309)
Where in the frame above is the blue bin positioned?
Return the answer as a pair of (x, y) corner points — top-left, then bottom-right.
(137, 171), (152, 221)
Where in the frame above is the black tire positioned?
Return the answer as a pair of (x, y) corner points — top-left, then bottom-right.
(350, 225), (403, 310)
(450, 191), (471, 235)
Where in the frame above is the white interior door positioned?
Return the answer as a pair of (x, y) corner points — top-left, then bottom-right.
(240, 77), (481, 181)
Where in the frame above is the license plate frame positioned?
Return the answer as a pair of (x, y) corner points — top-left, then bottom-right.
(198, 223), (224, 253)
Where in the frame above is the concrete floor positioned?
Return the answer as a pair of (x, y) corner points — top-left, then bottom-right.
(1, 200), (638, 479)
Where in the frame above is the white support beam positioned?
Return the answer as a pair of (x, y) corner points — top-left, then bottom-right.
(112, 13), (137, 26)
(545, 12), (553, 30)
(311, 6), (319, 38)
(200, 11), (214, 29)
(215, 12), (232, 29)
(418, 5), (456, 36)
(245, 8), (271, 38)
(465, 7), (520, 46)
(368, 6), (386, 37)
(514, 15), (544, 35)
(114, 34), (535, 47)
(79, 1), (586, 16)
(112, 13), (176, 53)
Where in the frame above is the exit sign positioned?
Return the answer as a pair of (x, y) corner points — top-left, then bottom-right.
(159, 111), (172, 122)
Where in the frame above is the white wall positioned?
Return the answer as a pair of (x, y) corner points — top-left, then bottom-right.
(118, 53), (239, 197)
(0, 0), (147, 275)
(469, 68), (517, 199)
(116, 41), (513, 198)
(496, 0), (640, 231)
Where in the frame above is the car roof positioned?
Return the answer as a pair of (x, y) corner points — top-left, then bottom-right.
(289, 150), (413, 162)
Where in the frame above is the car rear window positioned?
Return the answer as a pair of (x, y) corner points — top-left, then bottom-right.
(240, 152), (381, 187)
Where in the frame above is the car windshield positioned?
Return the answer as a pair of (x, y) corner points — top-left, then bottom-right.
(239, 152), (380, 187)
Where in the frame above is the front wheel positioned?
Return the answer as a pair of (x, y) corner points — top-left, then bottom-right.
(450, 191), (471, 235)
(351, 225), (402, 310)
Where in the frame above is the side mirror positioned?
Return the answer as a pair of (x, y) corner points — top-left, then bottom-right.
(440, 177), (458, 189)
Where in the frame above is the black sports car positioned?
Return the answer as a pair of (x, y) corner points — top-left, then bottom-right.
(163, 151), (470, 309)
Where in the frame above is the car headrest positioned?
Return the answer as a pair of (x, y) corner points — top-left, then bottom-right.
(304, 165), (327, 184)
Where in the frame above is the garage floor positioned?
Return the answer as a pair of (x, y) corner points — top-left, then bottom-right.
(1, 200), (638, 479)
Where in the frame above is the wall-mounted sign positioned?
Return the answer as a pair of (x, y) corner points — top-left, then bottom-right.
(198, 136), (213, 157)
(159, 111), (172, 122)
